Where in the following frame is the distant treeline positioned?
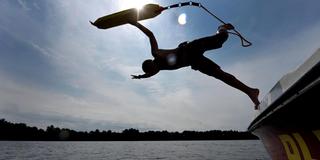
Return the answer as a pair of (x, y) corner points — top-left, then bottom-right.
(0, 119), (258, 141)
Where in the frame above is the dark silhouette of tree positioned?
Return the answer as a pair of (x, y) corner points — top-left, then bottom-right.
(0, 119), (258, 141)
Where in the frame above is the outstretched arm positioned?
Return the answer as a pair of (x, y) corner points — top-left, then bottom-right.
(129, 22), (158, 57)
(131, 71), (158, 79)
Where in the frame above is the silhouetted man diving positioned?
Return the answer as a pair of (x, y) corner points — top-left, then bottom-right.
(129, 21), (260, 109)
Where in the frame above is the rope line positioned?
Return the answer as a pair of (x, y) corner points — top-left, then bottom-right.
(163, 1), (252, 47)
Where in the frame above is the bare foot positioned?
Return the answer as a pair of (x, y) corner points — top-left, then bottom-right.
(249, 88), (260, 109)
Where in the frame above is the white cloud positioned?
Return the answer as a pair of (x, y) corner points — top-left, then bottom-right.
(17, 0), (30, 11)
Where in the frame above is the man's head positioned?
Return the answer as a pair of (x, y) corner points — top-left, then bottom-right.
(142, 59), (158, 73)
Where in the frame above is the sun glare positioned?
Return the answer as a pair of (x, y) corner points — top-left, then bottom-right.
(178, 13), (187, 25)
(118, 0), (155, 10)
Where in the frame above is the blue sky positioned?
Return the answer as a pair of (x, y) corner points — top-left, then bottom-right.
(0, 0), (319, 131)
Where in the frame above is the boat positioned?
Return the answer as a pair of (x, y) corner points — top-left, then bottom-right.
(248, 49), (320, 160)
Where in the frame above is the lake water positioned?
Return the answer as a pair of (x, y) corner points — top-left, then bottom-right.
(0, 140), (270, 160)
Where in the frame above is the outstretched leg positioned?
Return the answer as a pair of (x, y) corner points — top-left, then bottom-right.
(186, 32), (229, 54)
(191, 56), (260, 109)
